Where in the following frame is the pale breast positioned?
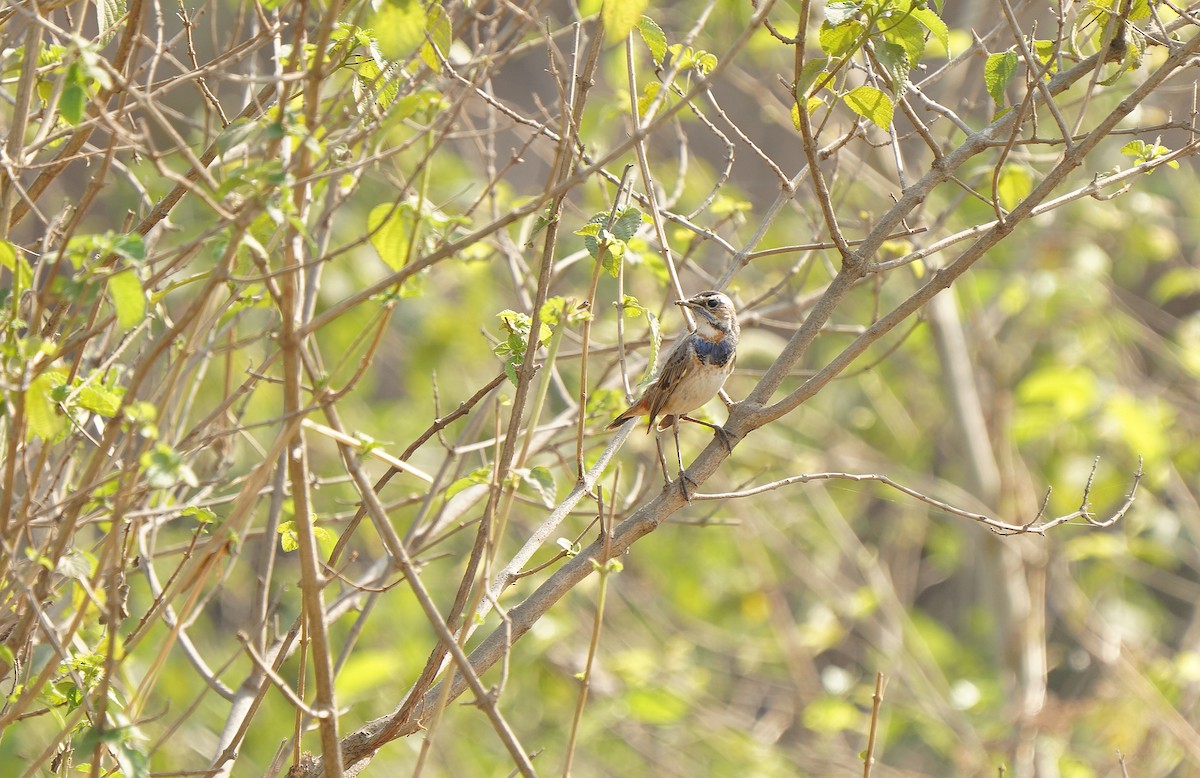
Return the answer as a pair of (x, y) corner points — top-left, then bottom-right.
(658, 352), (733, 417)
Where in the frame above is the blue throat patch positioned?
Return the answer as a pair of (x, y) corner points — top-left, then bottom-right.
(692, 336), (735, 367)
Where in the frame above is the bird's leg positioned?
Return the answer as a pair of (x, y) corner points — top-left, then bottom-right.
(672, 418), (697, 502)
(679, 415), (734, 454)
(653, 430), (671, 486)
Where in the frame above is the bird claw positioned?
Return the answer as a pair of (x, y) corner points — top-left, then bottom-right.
(713, 425), (734, 454)
(674, 471), (698, 502)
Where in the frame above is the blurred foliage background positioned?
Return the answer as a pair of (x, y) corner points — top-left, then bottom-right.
(1, 0), (1199, 775)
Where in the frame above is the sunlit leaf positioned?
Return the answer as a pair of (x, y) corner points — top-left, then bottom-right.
(873, 40), (910, 94)
(420, 3), (452, 71)
(819, 19), (863, 58)
(985, 51), (1019, 105)
(912, 7), (950, 54)
(795, 56), (828, 97)
(367, 203), (411, 270)
(824, 1), (861, 26)
(881, 12), (925, 65)
(637, 15), (667, 66)
(842, 85), (893, 130)
(26, 369), (69, 441)
(602, 0), (650, 40)
(996, 164), (1033, 211)
(107, 269), (147, 329)
(0, 240), (32, 295)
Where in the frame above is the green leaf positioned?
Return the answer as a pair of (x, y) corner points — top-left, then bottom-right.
(842, 85), (893, 130)
(516, 466), (557, 508)
(112, 233), (146, 262)
(912, 7), (949, 53)
(636, 82), (662, 116)
(1033, 39), (1059, 72)
(819, 19), (864, 58)
(367, 203), (411, 271)
(881, 12), (925, 65)
(984, 51), (1019, 105)
(795, 56), (828, 97)
(602, 0), (650, 40)
(26, 369), (69, 441)
(610, 207), (643, 242)
(59, 62), (87, 125)
(638, 311), (661, 389)
(77, 383), (122, 417)
(370, 0), (427, 62)
(182, 506), (218, 525)
(56, 549), (92, 580)
(574, 223), (603, 239)
(447, 466), (492, 500)
(277, 521), (299, 552)
(420, 3), (452, 71)
(0, 240), (32, 296)
(141, 443), (199, 489)
(637, 16), (667, 66)
(873, 40), (910, 95)
(791, 96), (825, 129)
(97, 0), (126, 44)
(996, 164), (1032, 211)
(824, 1), (861, 26)
(107, 269), (147, 329)
(619, 294), (646, 318)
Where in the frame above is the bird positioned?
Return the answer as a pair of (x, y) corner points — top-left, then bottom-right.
(607, 290), (739, 499)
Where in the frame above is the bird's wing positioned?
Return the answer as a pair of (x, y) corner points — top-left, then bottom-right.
(645, 338), (694, 422)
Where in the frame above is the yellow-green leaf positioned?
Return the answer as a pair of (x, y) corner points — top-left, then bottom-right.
(26, 369), (69, 441)
(637, 82), (661, 116)
(842, 85), (893, 130)
(912, 7), (949, 54)
(60, 63), (87, 125)
(420, 3), (452, 71)
(985, 51), (1019, 105)
(602, 0), (650, 40)
(370, 0), (427, 62)
(819, 19), (863, 58)
(790, 96), (825, 129)
(637, 15), (667, 65)
(107, 269), (147, 329)
(996, 164), (1033, 211)
(367, 203), (411, 271)
(0, 240), (32, 295)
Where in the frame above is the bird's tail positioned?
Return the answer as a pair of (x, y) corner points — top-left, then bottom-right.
(605, 409), (639, 431)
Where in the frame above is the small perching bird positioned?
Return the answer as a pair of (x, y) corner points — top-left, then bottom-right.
(607, 290), (739, 498)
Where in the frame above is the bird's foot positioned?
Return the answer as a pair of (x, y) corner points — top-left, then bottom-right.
(674, 470), (698, 502)
(713, 425), (734, 454)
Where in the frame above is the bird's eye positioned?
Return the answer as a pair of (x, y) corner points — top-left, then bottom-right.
(706, 298), (719, 308)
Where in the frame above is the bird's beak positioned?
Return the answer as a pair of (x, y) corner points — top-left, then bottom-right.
(676, 298), (697, 310)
